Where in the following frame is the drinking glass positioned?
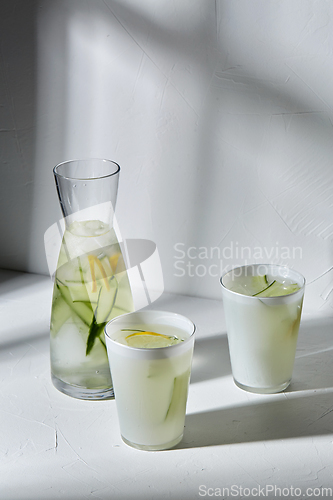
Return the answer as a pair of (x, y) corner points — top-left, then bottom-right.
(220, 264), (305, 394)
(105, 310), (195, 450)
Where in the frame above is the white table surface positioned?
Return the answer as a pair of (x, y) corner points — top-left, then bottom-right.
(1, 270), (333, 500)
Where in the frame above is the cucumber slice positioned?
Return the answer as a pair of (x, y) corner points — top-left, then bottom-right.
(56, 259), (85, 286)
(253, 280), (300, 297)
(248, 275), (269, 295)
(112, 273), (134, 315)
(56, 282), (94, 326)
(50, 290), (72, 336)
(253, 279), (276, 297)
(86, 314), (106, 355)
(95, 276), (118, 324)
(85, 277), (118, 355)
(252, 274), (268, 287)
(62, 281), (92, 304)
(230, 274), (268, 296)
(165, 369), (190, 421)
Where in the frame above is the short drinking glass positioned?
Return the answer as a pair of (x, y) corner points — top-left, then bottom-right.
(220, 264), (305, 394)
(105, 310), (195, 451)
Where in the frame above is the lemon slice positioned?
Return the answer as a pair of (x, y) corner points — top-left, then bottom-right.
(124, 330), (181, 348)
(109, 253), (120, 273)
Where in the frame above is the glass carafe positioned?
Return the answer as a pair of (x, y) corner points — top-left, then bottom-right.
(50, 159), (133, 399)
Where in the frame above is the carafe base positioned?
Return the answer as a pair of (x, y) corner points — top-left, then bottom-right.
(51, 373), (114, 400)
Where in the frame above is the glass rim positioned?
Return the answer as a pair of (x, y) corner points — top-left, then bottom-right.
(104, 310), (196, 354)
(53, 158), (121, 181)
(220, 263), (306, 300)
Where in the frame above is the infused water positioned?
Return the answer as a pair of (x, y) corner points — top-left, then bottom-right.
(50, 220), (133, 398)
(221, 266), (305, 393)
(106, 318), (195, 450)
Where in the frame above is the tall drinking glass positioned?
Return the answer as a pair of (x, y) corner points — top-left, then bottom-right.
(50, 159), (133, 400)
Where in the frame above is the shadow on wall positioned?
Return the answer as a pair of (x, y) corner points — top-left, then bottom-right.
(101, 1), (333, 300)
(14, 0), (220, 277)
(0, 1), (39, 271)
(2, 0), (332, 298)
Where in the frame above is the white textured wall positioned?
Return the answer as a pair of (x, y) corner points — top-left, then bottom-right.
(1, 0), (333, 315)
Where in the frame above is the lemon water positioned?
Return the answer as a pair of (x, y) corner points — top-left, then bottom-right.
(109, 326), (193, 450)
(222, 271), (304, 393)
(50, 220), (133, 397)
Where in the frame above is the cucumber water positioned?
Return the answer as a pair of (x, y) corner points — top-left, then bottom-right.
(50, 220), (133, 396)
(221, 265), (305, 393)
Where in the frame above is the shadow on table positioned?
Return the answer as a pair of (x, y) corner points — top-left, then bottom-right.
(0, 269), (50, 296)
(286, 316), (333, 392)
(0, 269), (31, 288)
(189, 316), (333, 389)
(177, 315), (333, 449)
(189, 315), (333, 390)
(190, 333), (231, 384)
(0, 270), (51, 350)
(178, 390), (333, 449)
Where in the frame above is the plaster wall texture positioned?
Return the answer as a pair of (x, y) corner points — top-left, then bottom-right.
(0, 0), (333, 316)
